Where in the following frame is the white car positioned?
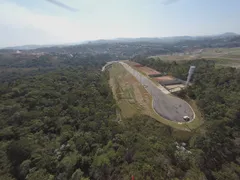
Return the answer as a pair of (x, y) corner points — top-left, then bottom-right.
(183, 116), (190, 121)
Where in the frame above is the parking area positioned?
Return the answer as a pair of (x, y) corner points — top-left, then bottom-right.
(120, 62), (195, 122)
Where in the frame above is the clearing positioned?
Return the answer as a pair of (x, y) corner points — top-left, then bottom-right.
(150, 47), (240, 67)
(108, 62), (203, 131)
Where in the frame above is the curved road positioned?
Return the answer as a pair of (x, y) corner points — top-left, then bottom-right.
(102, 61), (117, 71)
(120, 62), (194, 122)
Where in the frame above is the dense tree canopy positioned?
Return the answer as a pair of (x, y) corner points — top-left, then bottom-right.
(132, 57), (240, 180)
(0, 52), (239, 180)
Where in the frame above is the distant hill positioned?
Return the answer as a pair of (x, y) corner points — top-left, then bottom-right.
(217, 32), (239, 37)
(2, 45), (55, 50)
(1, 43), (82, 50)
(89, 36), (195, 44)
(84, 33), (239, 44)
(1, 32), (239, 50)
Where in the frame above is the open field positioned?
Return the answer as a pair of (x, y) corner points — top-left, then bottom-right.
(108, 62), (203, 131)
(109, 63), (153, 119)
(150, 47), (240, 67)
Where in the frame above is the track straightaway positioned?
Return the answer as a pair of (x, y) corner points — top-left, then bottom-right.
(119, 62), (194, 122)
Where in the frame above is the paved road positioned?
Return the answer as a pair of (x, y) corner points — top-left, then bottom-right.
(120, 62), (194, 122)
(102, 61), (117, 71)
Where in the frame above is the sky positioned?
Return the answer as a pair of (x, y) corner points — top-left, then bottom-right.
(0, 0), (240, 47)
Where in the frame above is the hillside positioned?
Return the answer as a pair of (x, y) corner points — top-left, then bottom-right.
(0, 46), (239, 180)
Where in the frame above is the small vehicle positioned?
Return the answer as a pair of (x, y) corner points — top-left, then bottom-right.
(183, 116), (190, 122)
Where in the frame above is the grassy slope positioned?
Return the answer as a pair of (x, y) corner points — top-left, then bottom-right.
(108, 63), (203, 131)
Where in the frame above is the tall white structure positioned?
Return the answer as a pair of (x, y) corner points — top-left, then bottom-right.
(186, 66), (196, 85)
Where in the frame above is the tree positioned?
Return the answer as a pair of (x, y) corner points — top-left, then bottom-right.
(71, 169), (83, 180)
(7, 139), (32, 166)
(26, 169), (54, 180)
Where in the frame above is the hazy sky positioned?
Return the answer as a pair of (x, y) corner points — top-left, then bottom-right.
(0, 0), (240, 47)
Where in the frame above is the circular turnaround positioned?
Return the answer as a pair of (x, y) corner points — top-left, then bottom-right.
(120, 62), (194, 122)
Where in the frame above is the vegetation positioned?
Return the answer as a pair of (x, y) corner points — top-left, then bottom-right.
(109, 63), (149, 118)
(0, 50), (239, 180)
(150, 47), (240, 68)
(132, 57), (240, 179)
(0, 57), (117, 179)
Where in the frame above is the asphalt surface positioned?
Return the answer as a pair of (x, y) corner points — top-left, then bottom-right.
(120, 62), (194, 122)
(102, 61), (117, 71)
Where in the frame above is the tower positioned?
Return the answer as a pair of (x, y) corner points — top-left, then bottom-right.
(186, 66), (196, 85)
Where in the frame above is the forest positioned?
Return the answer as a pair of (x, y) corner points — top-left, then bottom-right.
(0, 52), (239, 180)
(132, 57), (240, 179)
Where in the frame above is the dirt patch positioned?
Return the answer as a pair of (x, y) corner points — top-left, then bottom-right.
(138, 66), (161, 76)
(165, 84), (185, 89)
(154, 76), (174, 82)
(125, 61), (140, 66)
(125, 61), (162, 76)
